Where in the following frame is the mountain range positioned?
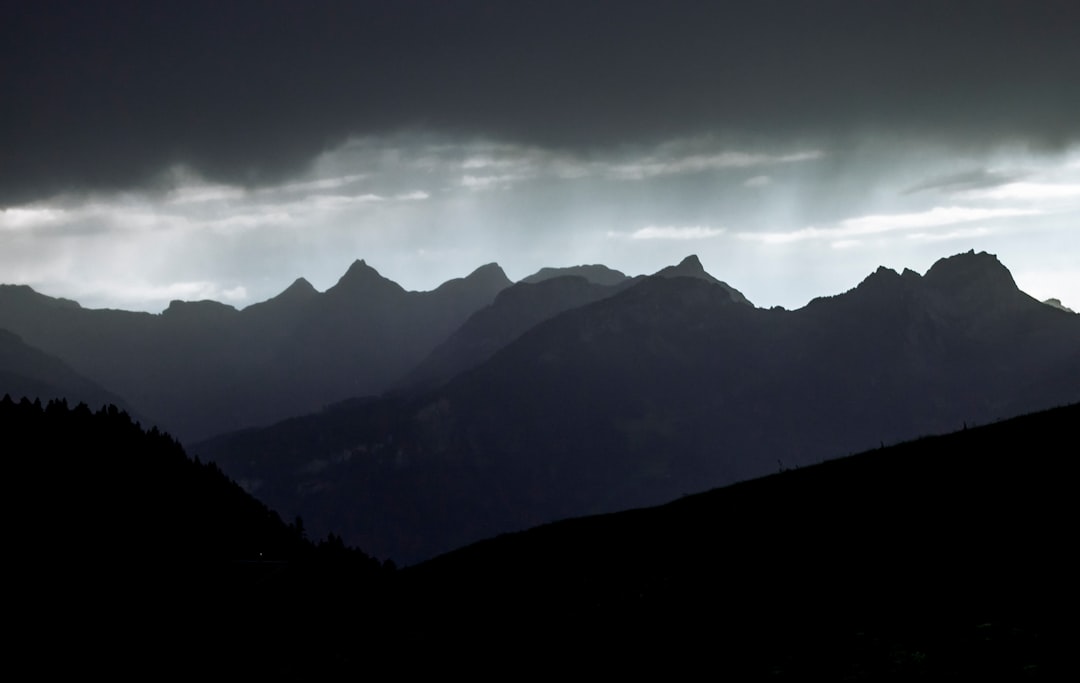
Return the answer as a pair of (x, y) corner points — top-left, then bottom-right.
(189, 250), (1080, 563)
(0, 259), (510, 441)
(5, 250), (1077, 564)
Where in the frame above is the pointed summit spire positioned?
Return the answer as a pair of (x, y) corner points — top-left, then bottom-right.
(465, 263), (512, 288)
(327, 258), (405, 297)
(653, 255), (751, 305)
(271, 276), (318, 303)
(653, 254), (712, 280)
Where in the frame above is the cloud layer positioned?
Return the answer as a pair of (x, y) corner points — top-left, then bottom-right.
(3, 1), (1079, 204)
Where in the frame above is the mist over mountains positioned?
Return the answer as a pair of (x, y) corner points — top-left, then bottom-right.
(182, 250), (1080, 563)
(5, 251), (1078, 564)
(4, 249), (1077, 562)
(0, 259), (510, 441)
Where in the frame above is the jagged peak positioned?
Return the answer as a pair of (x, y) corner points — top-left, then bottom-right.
(653, 255), (752, 305)
(340, 258), (376, 280)
(284, 276), (317, 294)
(266, 276), (319, 304)
(653, 254), (714, 281)
(328, 258), (405, 296)
(860, 265), (901, 283)
(847, 265), (924, 301)
(465, 262), (511, 284)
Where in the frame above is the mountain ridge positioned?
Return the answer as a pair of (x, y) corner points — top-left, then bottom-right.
(197, 250), (1080, 563)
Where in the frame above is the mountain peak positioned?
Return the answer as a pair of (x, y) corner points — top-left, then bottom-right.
(923, 250), (1019, 299)
(465, 262), (512, 286)
(274, 276), (318, 302)
(653, 255), (751, 305)
(653, 254), (713, 281)
(286, 276), (316, 293)
(342, 258), (373, 279)
(327, 259), (405, 297)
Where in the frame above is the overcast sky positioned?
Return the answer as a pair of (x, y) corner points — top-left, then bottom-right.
(3, 1), (1079, 311)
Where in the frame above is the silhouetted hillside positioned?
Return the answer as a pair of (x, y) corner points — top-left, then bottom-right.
(4, 394), (390, 676)
(7, 392), (1067, 677)
(399, 401), (1073, 677)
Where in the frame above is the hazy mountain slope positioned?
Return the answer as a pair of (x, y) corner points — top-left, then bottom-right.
(200, 251), (1080, 564)
(0, 261), (511, 440)
(402, 255), (745, 392)
(521, 263), (629, 285)
(0, 328), (134, 413)
(399, 275), (634, 392)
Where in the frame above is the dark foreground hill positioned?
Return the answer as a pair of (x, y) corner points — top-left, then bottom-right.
(3, 395), (389, 676)
(200, 251), (1080, 563)
(6, 394), (1069, 677)
(399, 401), (1073, 677)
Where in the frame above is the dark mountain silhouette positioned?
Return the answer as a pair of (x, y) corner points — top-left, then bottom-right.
(653, 253), (751, 304)
(521, 263), (629, 286)
(402, 255), (749, 392)
(0, 260), (510, 440)
(198, 251), (1080, 564)
(0, 328), (134, 414)
(4, 394), (390, 677)
(11, 394), (1067, 676)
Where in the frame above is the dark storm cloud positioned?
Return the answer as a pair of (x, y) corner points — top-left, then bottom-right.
(3, 0), (1079, 205)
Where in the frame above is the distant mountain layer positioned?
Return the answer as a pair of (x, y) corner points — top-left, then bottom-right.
(198, 251), (1080, 564)
(0, 328), (134, 414)
(0, 260), (511, 441)
(521, 263), (629, 286)
(399, 275), (634, 392)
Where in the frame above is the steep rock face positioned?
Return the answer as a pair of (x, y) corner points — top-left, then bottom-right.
(200, 252), (1080, 564)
